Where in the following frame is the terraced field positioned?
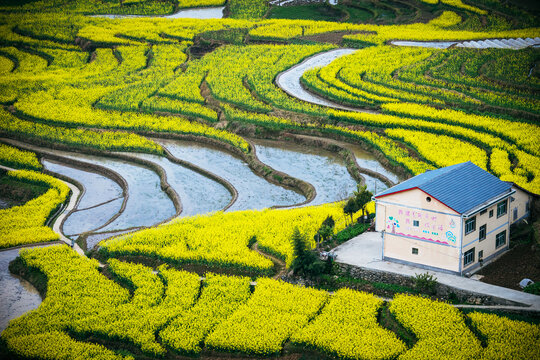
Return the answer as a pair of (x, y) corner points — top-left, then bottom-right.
(0, 0), (539, 359)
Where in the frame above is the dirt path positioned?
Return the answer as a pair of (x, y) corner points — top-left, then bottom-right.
(252, 242), (288, 279)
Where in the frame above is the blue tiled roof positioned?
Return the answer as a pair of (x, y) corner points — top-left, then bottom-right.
(374, 162), (513, 214)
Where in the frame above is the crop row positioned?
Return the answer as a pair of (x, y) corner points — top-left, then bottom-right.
(0, 108), (163, 154)
(0, 169), (70, 248)
(0, 142), (42, 170)
(71, 261), (201, 356)
(100, 202), (361, 272)
(160, 273), (252, 355)
(4, 246), (539, 359)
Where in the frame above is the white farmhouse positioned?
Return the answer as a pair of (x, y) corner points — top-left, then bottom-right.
(373, 162), (533, 275)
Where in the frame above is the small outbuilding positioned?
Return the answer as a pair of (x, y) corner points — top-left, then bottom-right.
(373, 161), (532, 276)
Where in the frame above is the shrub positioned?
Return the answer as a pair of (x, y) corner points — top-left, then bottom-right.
(413, 272), (438, 295)
(523, 282), (540, 295)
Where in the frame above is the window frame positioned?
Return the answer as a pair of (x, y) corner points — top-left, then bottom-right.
(479, 224), (486, 241)
(497, 200), (507, 218)
(465, 216), (476, 235)
(495, 230), (507, 248)
(463, 248), (475, 266)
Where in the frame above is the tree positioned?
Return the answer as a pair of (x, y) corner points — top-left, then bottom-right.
(354, 184), (373, 219)
(291, 227), (324, 276)
(292, 226), (307, 262)
(343, 197), (359, 224)
(315, 216), (335, 248)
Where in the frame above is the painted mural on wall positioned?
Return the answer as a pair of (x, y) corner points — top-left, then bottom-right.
(386, 207), (458, 245)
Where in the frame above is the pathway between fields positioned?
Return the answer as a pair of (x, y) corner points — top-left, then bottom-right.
(252, 242), (287, 279)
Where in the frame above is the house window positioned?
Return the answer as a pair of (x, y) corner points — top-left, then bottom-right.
(413, 220), (419, 227)
(496, 230), (507, 248)
(513, 208), (518, 221)
(480, 209), (487, 215)
(497, 200), (507, 218)
(464, 248), (475, 266)
(426, 197), (431, 202)
(489, 210), (493, 218)
(412, 248), (418, 255)
(478, 250), (484, 261)
(526, 201), (530, 213)
(465, 217), (476, 234)
(479, 224), (486, 241)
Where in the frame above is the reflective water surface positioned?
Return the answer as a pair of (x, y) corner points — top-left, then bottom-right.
(0, 245), (55, 333)
(161, 139), (306, 211)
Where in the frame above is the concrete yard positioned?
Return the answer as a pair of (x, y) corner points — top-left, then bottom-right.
(333, 231), (540, 310)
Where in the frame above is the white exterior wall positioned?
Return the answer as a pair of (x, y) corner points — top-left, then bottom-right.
(510, 187), (532, 224)
(375, 188), (522, 274)
(376, 188), (462, 273)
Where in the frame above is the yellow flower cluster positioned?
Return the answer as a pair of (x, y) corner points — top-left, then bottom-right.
(440, 0), (488, 15)
(4, 246), (539, 359)
(0, 46), (48, 74)
(205, 278), (328, 355)
(228, 0), (268, 20)
(292, 288), (406, 359)
(108, 259), (164, 307)
(160, 273), (251, 354)
(343, 11), (538, 44)
(381, 103), (540, 157)
(0, 143), (42, 170)
(0, 108), (163, 154)
(306, 46), (441, 106)
(390, 294), (483, 359)
(3, 245), (132, 359)
(141, 96), (218, 122)
(71, 261), (201, 357)
(385, 128), (488, 170)
(0, 170), (70, 248)
(101, 202), (358, 272)
(468, 312), (540, 360)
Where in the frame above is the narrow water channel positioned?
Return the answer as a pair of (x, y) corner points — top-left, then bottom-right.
(160, 139), (306, 211)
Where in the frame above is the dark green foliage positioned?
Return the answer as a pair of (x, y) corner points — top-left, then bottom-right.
(291, 227), (325, 276)
(332, 222), (370, 245)
(413, 272), (438, 295)
(524, 282), (540, 295)
(343, 184), (373, 222)
(343, 197), (359, 223)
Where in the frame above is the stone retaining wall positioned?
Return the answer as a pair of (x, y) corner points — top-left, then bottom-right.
(336, 263), (527, 307)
